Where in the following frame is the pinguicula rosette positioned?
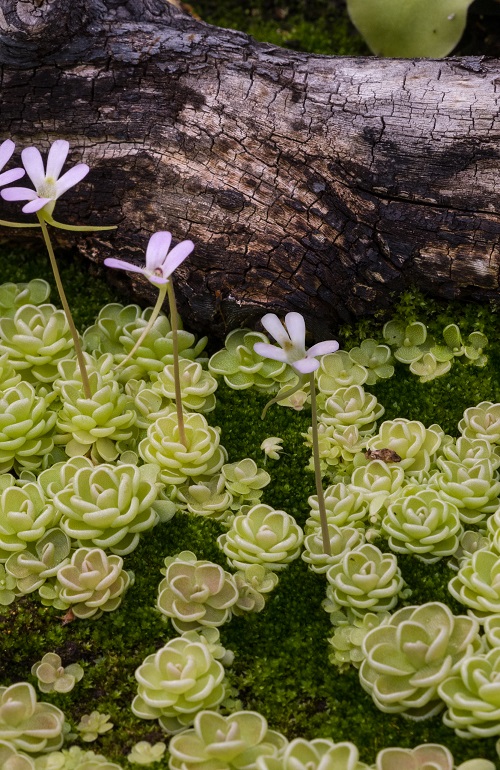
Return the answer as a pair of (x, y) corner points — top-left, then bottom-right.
(157, 550), (239, 633)
(359, 602), (481, 719)
(217, 503), (304, 571)
(366, 418), (442, 475)
(169, 710), (287, 770)
(0, 681), (65, 752)
(257, 737), (371, 770)
(132, 632), (227, 733)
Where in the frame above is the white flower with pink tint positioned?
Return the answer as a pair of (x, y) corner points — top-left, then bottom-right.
(1, 139), (89, 215)
(254, 312), (339, 374)
(0, 140), (25, 186)
(104, 231), (194, 287)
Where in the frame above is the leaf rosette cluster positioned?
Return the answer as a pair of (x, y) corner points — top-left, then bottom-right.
(0, 477), (56, 561)
(448, 548), (500, 620)
(359, 602), (480, 719)
(151, 360), (218, 413)
(157, 550), (239, 632)
(53, 462), (164, 555)
(0, 382), (56, 473)
(132, 632), (227, 733)
(0, 682), (64, 753)
(208, 329), (293, 392)
(222, 458), (271, 508)
(258, 737), (371, 770)
(319, 385), (384, 435)
(218, 503), (304, 571)
(366, 418), (442, 475)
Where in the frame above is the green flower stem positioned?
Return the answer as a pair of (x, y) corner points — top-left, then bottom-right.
(117, 284), (168, 371)
(44, 213), (117, 232)
(309, 372), (332, 556)
(37, 215), (91, 400)
(167, 280), (187, 447)
(0, 219), (40, 228)
(260, 378), (305, 420)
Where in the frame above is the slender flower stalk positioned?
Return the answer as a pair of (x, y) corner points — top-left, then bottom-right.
(255, 312), (339, 555)
(0, 140), (117, 397)
(105, 231), (194, 447)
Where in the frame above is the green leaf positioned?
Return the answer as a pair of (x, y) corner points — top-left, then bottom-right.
(346, 0), (474, 58)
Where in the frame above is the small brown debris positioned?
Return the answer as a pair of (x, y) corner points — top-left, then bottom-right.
(365, 448), (402, 463)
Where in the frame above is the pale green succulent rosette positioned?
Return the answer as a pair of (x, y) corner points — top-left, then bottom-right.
(151, 360), (218, 413)
(349, 459), (405, 521)
(383, 320), (429, 365)
(448, 530), (490, 572)
(53, 463), (163, 555)
(37, 578), (70, 611)
(303, 423), (367, 478)
(139, 412), (226, 485)
(0, 304), (76, 384)
(324, 544), (405, 617)
(232, 565), (279, 615)
(218, 503), (304, 571)
(257, 737), (370, 770)
(175, 474), (233, 520)
(348, 339), (394, 386)
(222, 458), (271, 509)
(374, 744), (494, 770)
(77, 711), (113, 742)
(127, 739), (166, 766)
(0, 480), (57, 561)
(366, 418), (442, 475)
(316, 350), (368, 395)
(306, 483), (369, 532)
(302, 524), (365, 574)
(157, 550), (239, 632)
(0, 739), (36, 770)
(31, 653), (84, 694)
(0, 682), (65, 753)
(359, 602), (480, 719)
(55, 370), (136, 463)
(319, 385), (384, 435)
(459, 402), (500, 444)
(464, 331), (488, 368)
(84, 304), (208, 383)
(56, 547), (132, 619)
(434, 459), (500, 526)
(448, 548), (500, 621)
(5, 528), (71, 595)
(0, 562), (17, 604)
(328, 609), (391, 671)
(410, 352), (452, 383)
(124, 379), (171, 431)
(208, 328), (290, 392)
(132, 632), (227, 733)
(437, 436), (500, 471)
(0, 279), (50, 317)
(34, 745), (123, 769)
(439, 647), (500, 738)
(0, 382), (57, 473)
(168, 710), (287, 770)
(382, 488), (463, 563)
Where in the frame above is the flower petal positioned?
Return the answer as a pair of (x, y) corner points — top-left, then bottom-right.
(253, 342), (288, 363)
(0, 168), (25, 186)
(1, 186), (38, 201)
(306, 340), (340, 358)
(292, 357), (320, 374)
(0, 139), (15, 171)
(104, 258), (146, 275)
(22, 146), (46, 188)
(161, 239), (194, 279)
(55, 164), (89, 197)
(23, 197), (52, 213)
(260, 314), (290, 347)
(284, 312), (306, 350)
(46, 139), (70, 180)
(145, 231), (172, 271)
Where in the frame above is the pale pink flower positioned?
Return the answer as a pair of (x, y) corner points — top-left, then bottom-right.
(254, 312), (339, 374)
(1, 139), (89, 215)
(0, 139), (25, 186)
(104, 231), (194, 287)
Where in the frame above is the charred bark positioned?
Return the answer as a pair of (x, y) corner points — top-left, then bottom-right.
(0, 0), (499, 340)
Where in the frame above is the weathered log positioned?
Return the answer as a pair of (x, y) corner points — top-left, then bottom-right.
(0, 0), (499, 341)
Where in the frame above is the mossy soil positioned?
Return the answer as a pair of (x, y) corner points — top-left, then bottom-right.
(1, 242), (500, 768)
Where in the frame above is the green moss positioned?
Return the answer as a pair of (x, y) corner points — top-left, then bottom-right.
(190, 0), (369, 56)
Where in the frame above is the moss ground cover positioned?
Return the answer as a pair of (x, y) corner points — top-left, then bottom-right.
(1, 241), (500, 767)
